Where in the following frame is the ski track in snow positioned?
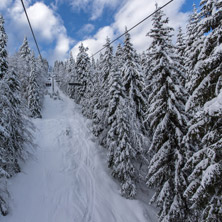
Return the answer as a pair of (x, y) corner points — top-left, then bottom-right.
(1, 87), (157, 222)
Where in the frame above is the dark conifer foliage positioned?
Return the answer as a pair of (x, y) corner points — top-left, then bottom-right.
(111, 97), (137, 198)
(176, 27), (187, 87)
(67, 52), (77, 99)
(0, 15), (34, 216)
(18, 36), (32, 103)
(75, 43), (90, 104)
(92, 38), (113, 146)
(0, 15), (8, 80)
(186, 0), (222, 111)
(144, 6), (188, 221)
(105, 47), (137, 198)
(122, 29), (146, 137)
(27, 53), (42, 118)
(91, 54), (104, 137)
(185, 4), (203, 98)
(184, 0), (222, 220)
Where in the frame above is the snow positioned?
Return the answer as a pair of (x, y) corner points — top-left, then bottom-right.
(0, 86), (156, 222)
(204, 90), (222, 116)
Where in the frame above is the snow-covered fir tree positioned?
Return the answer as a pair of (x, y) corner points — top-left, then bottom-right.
(140, 51), (147, 77)
(185, 4), (203, 96)
(53, 60), (60, 81)
(59, 59), (70, 95)
(92, 38), (113, 145)
(81, 57), (96, 119)
(0, 15), (8, 80)
(176, 27), (186, 59)
(106, 45), (125, 168)
(0, 15), (10, 215)
(18, 36), (32, 102)
(36, 56), (47, 108)
(75, 43), (90, 104)
(183, 93), (222, 221)
(105, 46), (137, 198)
(120, 30), (147, 168)
(122, 29), (146, 136)
(176, 27), (187, 86)
(67, 52), (77, 99)
(184, 0), (222, 220)
(91, 53), (104, 137)
(186, 0), (222, 112)
(145, 6), (188, 222)
(27, 53), (42, 118)
(112, 97), (137, 198)
(58, 61), (65, 87)
(0, 18), (33, 214)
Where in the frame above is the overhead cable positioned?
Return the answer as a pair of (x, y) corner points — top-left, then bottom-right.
(91, 0), (174, 58)
(20, 0), (43, 61)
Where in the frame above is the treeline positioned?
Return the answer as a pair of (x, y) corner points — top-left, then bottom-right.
(54, 1), (222, 221)
(0, 15), (47, 215)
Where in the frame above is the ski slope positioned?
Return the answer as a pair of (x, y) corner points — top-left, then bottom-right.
(1, 88), (157, 222)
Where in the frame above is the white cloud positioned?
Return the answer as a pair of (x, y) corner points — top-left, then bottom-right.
(113, 0), (189, 51)
(71, 0), (190, 57)
(78, 23), (95, 35)
(69, 0), (122, 20)
(3, 0), (190, 64)
(8, 0), (73, 63)
(0, 0), (12, 10)
(54, 34), (72, 60)
(71, 26), (114, 58)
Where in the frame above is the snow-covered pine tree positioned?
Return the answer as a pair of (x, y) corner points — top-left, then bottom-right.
(186, 0), (222, 111)
(81, 57), (96, 119)
(27, 53), (42, 118)
(67, 52), (77, 99)
(115, 44), (124, 71)
(59, 59), (69, 94)
(106, 57), (136, 198)
(19, 37), (31, 59)
(118, 30), (148, 175)
(112, 97), (137, 198)
(176, 27), (187, 87)
(0, 15), (8, 80)
(122, 29), (146, 137)
(0, 73), (15, 216)
(145, 6), (188, 222)
(176, 27), (186, 59)
(81, 56), (96, 119)
(0, 18), (33, 214)
(0, 68), (34, 216)
(58, 61), (65, 89)
(140, 51), (147, 77)
(91, 53), (104, 137)
(106, 45), (125, 168)
(0, 15), (10, 215)
(36, 56), (46, 107)
(53, 60), (60, 82)
(18, 36), (32, 102)
(92, 38), (113, 145)
(185, 4), (203, 96)
(183, 1), (222, 220)
(75, 43), (90, 104)
(183, 93), (222, 221)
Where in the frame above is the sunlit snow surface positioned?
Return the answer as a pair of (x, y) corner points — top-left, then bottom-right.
(1, 87), (157, 222)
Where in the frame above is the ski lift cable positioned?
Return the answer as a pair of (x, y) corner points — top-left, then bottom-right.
(20, 0), (43, 62)
(90, 0), (174, 58)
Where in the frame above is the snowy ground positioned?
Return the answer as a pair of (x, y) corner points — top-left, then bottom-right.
(1, 87), (157, 222)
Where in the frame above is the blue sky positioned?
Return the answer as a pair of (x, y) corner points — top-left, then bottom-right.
(0, 0), (200, 64)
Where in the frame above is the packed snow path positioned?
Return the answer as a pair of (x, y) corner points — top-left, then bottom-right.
(1, 88), (156, 222)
